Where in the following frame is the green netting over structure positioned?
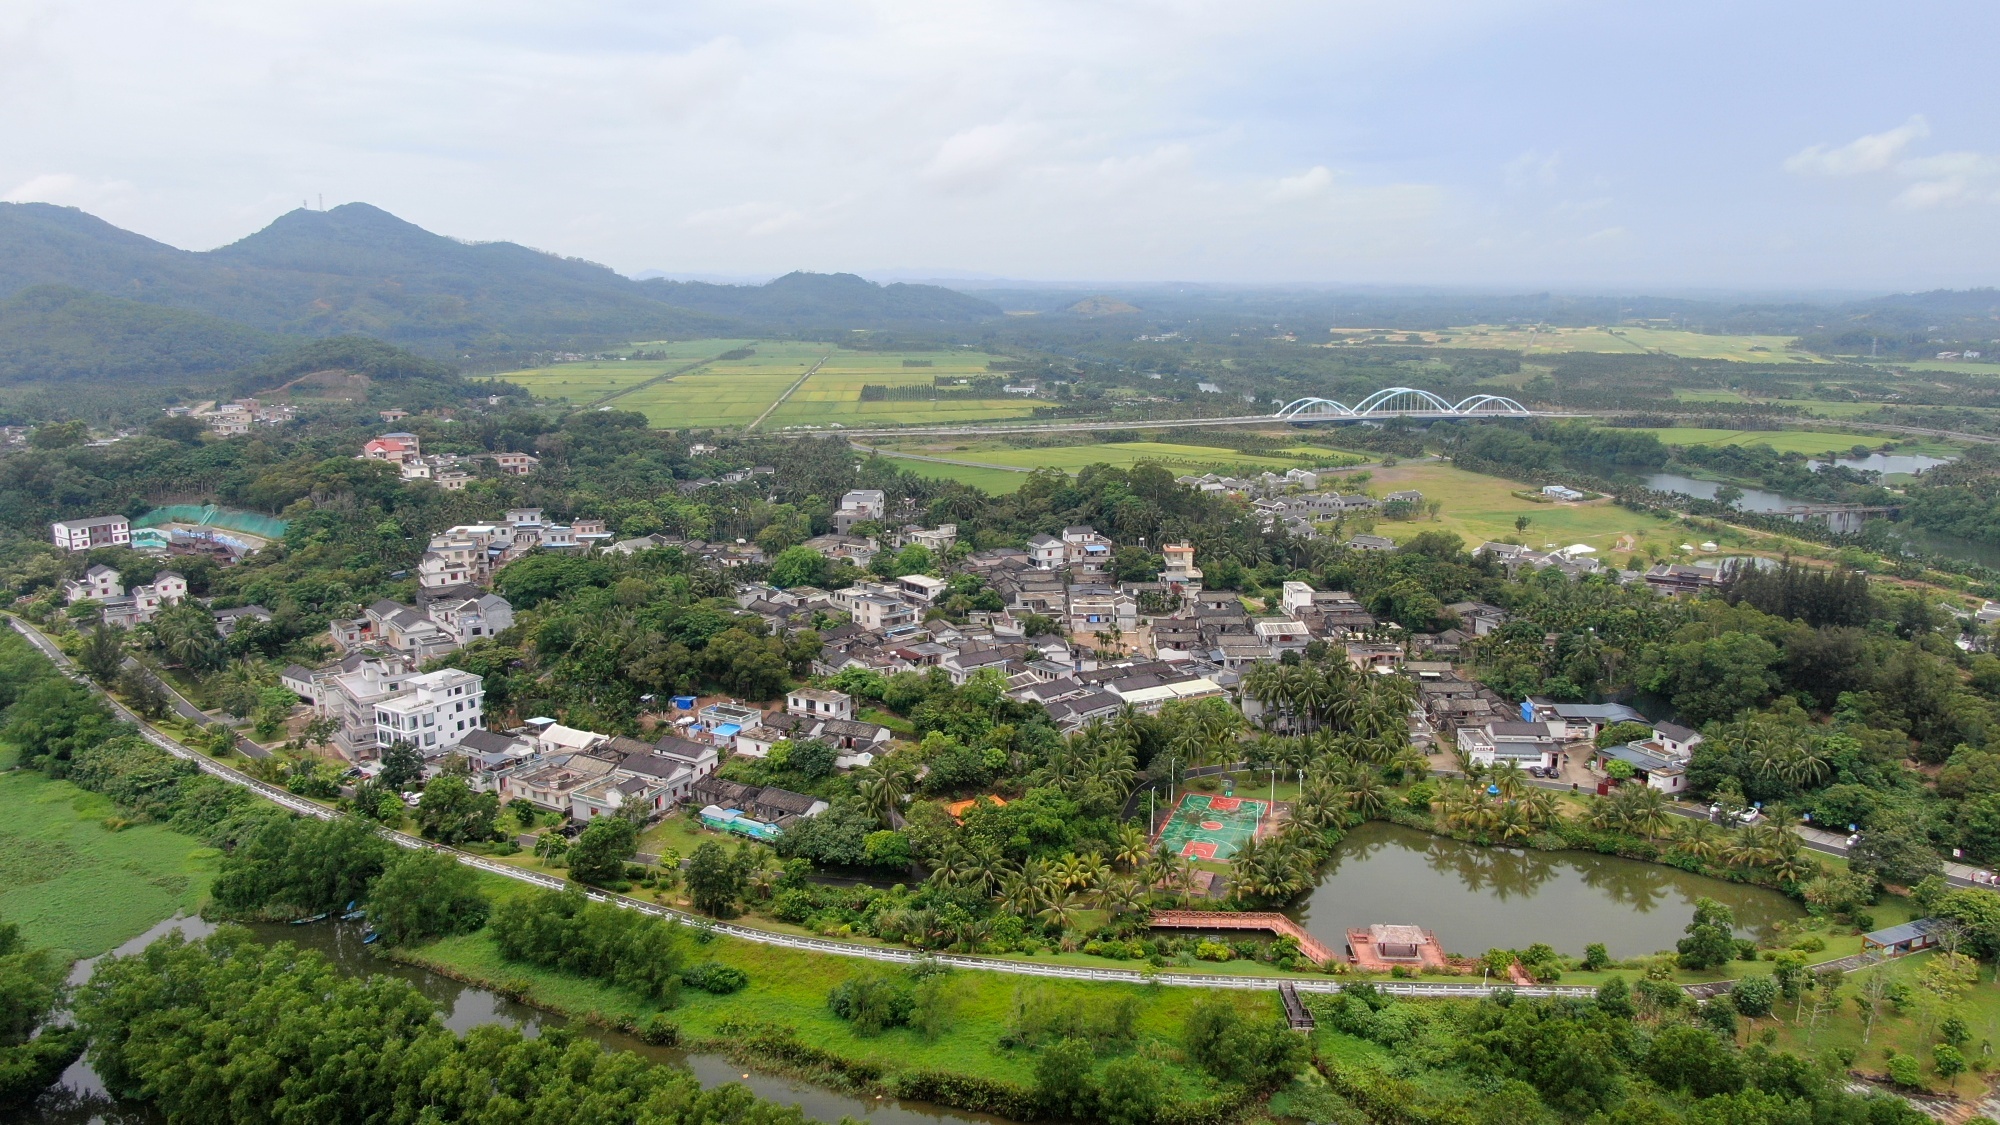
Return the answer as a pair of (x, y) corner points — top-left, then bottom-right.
(1157, 793), (1268, 862)
(135, 505), (290, 541)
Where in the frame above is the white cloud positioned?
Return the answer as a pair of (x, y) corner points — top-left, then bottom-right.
(1273, 165), (1335, 201)
(921, 123), (1040, 192)
(1784, 116), (1929, 176)
(1504, 149), (1560, 189)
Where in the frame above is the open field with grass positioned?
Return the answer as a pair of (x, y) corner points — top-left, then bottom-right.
(1630, 426), (1890, 455)
(0, 750), (216, 959)
(1336, 325), (1828, 362)
(1360, 461), (1679, 557)
(1855, 359), (2000, 376)
(873, 437), (1370, 494)
(404, 922), (1282, 1096)
(506, 340), (1043, 429)
(766, 348), (1034, 428)
(494, 339), (754, 404)
(876, 456), (1034, 493)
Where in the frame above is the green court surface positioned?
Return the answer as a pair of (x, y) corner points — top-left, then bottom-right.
(1157, 793), (1268, 862)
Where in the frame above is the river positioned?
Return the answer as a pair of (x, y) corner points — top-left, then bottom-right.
(1641, 452), (2000, 568)
(1287, 822), (1803, 961)
(27, 915), (1010, 1125)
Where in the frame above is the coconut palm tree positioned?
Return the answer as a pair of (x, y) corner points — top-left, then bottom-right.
(1343, 772), (1391, 819)
(1112, 823), (1151, 871)
(1765, 837), (1819, 884)
(1388, 745), (1433, 783)
(1672, 819), (1726, 864)
(1097, 877), (1147, 918)
(854, 761), (912, 827)
(1493, 801), (1533, 843)
(1490, 761), (1529, 802)
(997, 873), (1041, 918)
(1518, 788), (1560, 828)
(1723, 826), (1776, 869)
(1037, 890), (1086, 931)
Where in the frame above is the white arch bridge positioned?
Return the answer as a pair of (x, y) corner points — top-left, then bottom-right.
(1274, 388), (1534, 420)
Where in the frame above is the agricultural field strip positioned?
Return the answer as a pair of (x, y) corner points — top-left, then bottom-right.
(743, 354), (829, 432)
(589, 345), (763, 410)
(851, 443), (1033, 473)
(3, 614), (1614, 999)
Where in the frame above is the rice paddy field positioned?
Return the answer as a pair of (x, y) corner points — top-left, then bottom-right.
(1342, 324), (1827, 363)
(0, 750), (217, 959)
(494, 339), (754, 404)
(499, 340), (1039, 429)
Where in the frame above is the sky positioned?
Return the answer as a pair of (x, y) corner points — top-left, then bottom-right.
(3, 0), (1998, 290)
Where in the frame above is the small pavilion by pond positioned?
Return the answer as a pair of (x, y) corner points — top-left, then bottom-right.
(1861, 918), (1944, 955)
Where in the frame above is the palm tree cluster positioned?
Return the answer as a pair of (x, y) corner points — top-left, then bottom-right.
(1582, 783), (1675, 839)
(1243, 659), (1415, 739)
(1032, 720), (1139, 813)
(1723, 716), (1832, 790)
(928, 821), (1198, 934)
(1431, 775), (1563, 842)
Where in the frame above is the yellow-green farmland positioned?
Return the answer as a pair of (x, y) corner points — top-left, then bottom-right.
(500, 341), (1039, 428)
(1334, 324), (1828, 363)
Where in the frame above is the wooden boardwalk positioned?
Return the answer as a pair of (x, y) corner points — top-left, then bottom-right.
(1278, 981), (1315, 1030)
(1148, 910), (1342, 966)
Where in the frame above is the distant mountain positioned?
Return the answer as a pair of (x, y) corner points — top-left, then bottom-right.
(639, 270), (1002, 326)
(0, 285), (280, 385)
(0, 203), (1004, 360)
(1066, 296), (1141, 316)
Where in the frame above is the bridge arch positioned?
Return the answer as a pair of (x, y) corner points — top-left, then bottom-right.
(1274, 397), (1358, 418)
(1275, 388), (1534, 420)
(1449, 394), (1531, 415)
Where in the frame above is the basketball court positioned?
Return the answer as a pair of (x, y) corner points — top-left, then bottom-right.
(1157, 793), (1269, 862)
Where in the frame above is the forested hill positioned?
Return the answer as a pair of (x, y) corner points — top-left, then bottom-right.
(0, 285), (282, 385)
(0, 203), (1004, 362)
(640, 270), (1004, 326)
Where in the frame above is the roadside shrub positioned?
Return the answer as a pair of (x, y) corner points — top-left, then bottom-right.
(828, 972), (916, 1035)
(681, 961), (748, 995)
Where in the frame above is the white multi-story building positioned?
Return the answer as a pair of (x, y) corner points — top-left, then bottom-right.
(327, 657), (420, 760)
(833, 489), (887, 533)
(64, 565), (125, 603)
(373, 668), (485, 756)
(427, 593), (515, 644)
(52, 516), (131, 552)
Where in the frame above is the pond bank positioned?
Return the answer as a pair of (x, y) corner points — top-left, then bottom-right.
(28, 913), (1021, 1125)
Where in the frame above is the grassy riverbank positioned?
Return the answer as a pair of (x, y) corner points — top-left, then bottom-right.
(394, 922), (1275, 1105)
(0, 747), (216, 959)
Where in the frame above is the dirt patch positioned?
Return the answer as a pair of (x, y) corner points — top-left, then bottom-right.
(271, 368), (373, 403)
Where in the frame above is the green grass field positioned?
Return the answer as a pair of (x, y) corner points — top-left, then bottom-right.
(402, 924), (1280, 1094)
(765, 348), (1036, 428)
(1854, 359), (2000, 376)
(1362, 462), (1675, 556)
(876, 456), (1035, 493)
(1630, 427), (1886, 456)
(506, 341), (1044, 429)
(0, 754), (217, 958)
(495, 339), (755, 404)
(1341, 325), (1828, 363)
(873, 438), (1368, 495)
